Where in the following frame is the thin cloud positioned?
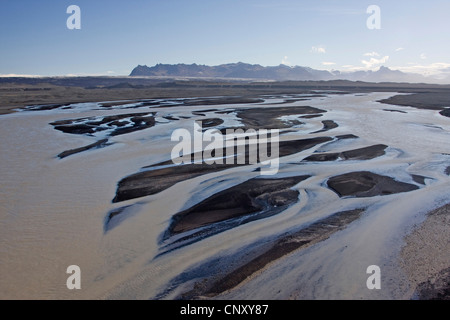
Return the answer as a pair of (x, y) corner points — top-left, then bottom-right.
(420, 53), (427, 60)
(0, 74), (41, 78)
(361, 56), (389, 69)
(395, 47), (405, 52)
(311, 46), (326, 54)
(64, 72), (120, 77)
(341, 65), (366, 72)
(322, 62), (336, 66)
(364, 52), (380, 57)
(281, 56), (292, 66)
(395, 62), (450, 76)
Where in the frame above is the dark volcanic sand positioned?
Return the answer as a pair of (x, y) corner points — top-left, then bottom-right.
(51, 112), (156, 136)
(327, 171), (419, 197)
(265, 98), (312, 106)
(278, 137), (333, 158)
(379, 93), (450, 111)
(179, 208), (365, 298)
(100, 100), (146, 108)
(163, 115), (179, 121)
(383, 109), (407, 114)
(235, 106), (326, 129)
(196, 118), (224, 128)
(411, 174), (427, 185)
(25, 103), (74, 111)
(183, 97), (265, 106)
(304, 144), (388, 162)
(113, 163), (238, 203)
(300, 114), (323, 119)
(113, 137), (332, 202)
(416, 266), (450, 300)
(57, 139), (110, 159)
(440, 109), (450, 118)
(113, 104), (332, 202)
(401, 203), (450, 300)
(104, 205), (133, 232)
(312, 120), (339, 133)
(336, 134), (359, 140)
(167, 175), (310, 236)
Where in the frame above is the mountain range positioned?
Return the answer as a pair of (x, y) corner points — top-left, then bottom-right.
(130, 62), (443, 84)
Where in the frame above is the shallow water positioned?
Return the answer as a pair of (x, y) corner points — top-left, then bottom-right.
(0, 92), (449, 299)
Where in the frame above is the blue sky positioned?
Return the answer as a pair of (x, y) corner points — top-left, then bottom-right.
(1, 0), (449, 77)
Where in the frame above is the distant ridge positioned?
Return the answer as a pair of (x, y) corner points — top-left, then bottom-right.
(130, 62), (434, 83)
(130, 62), (334, 81)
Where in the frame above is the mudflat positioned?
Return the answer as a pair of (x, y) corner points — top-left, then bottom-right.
(3, 77), (450, 114)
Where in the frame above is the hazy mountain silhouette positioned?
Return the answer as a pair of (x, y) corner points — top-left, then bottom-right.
(130, 63), (434, 83)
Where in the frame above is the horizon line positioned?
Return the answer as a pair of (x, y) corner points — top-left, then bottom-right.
(0, 65), (409, 78)
(1, 62), (449, 85)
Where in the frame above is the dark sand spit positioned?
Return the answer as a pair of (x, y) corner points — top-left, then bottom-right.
(103, 205), (133, 232)
(111, 103), (332, 203)
(196, 118), (224, 128)
(183, 97), (265, 106)
(264, 97), (318, 106)
(335, 134), (359, 140)
(167, 175), (310, 236)
(304, 144), (388, 162)
(113, 137), (332, 203)
(177, 209), (365, 299)
(155, 175), (311, 254)
(230, 105), (326, 130)
(327, 171), (419, 198)
(383, 109), (408, 114)
(401, 203), (450, 300)
(312, 120), (339, 133)
(411, 174), (428, 185)
(379, 92), (450, 111)
(57, 139), (110, 159)
(21, 102), (74, 111)
(300, 114), (323, 119)
(163, 115), (179, 121)
(113, 162), (238, 203)
(51, 112), (156, 136)
(99, 100), (153, 108)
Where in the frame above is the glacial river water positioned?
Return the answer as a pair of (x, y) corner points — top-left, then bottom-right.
(0, 92), (449, 299)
